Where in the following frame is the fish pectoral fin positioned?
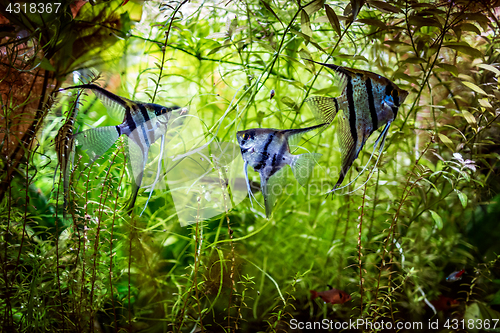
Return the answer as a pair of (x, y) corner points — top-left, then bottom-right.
(305, 96), (340, 125)
(291, 153), (322, 187)
(75, 126), (120, 164)
(261, 167), (287, 218)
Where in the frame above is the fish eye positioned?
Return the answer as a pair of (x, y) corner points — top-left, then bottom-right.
(243, 133), (249, 140)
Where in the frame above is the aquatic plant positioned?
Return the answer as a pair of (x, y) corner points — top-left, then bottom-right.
(1, 0), (500, 332)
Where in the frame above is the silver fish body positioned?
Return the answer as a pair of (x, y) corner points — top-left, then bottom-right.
(306, 61), (409, 192)
(237, 124), (323, 217)
(59, 84), (186, 214)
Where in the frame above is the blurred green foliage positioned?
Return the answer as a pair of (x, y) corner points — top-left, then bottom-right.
(1, 0), (500, 332)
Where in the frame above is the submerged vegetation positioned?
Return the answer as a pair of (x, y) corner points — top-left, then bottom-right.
(1, 0), (500, 332)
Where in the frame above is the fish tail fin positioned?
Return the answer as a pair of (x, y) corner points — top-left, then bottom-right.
(310, 290), (318, 300)
(291, 153), (322, 187)
(75, 126), (120, 165)
(305, 96), (340, 125)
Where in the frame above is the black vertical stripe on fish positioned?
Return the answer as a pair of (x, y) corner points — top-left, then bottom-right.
(271, 153), (278, 167)
(392, 106), (399, 118)
(269, 139), (288, 177)
(345, 78), (357, 143)
(125, 105), (136, 132)
(334, 98), (339, 114)
(255, 132), (275, 170)
(365, 78), (378, 133)
(138, 104), (152, 147)
(116, 125), (122, 136)
(385, 84), (393, 99)
(393, 91), (400, 107)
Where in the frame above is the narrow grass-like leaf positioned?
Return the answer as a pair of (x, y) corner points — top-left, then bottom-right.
(301, 10), (313, 37)
(462, 81), (487, 96)
(477, 63), (500, 76)
(325, 4), (341, 36)
(260, 0), (284, 27)
(368, 0), (402, 13)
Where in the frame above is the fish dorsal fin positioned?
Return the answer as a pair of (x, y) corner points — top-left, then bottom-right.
(283, 123), (325, 147)
(61, 84), (130, 122)
(261, 166), (288, 218)
(305, 96), (341, 125)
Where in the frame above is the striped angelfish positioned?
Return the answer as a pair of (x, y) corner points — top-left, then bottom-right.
(305, 61), (409, 193)
(59, 84), (186, 213)
(236, 124), (324, 217)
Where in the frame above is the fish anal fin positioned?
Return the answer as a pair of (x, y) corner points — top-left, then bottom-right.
(125, 134), (150, 214)
(305, 96), (340, 124)
(261, 167), (287, 218)
(335, 110), (358, 189)
(291, 153), (321, 187)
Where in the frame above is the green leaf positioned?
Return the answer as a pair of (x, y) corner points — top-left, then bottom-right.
(409, 15), (442, 29)
(301, 10), (313, 37)
(402, 56), (426, 64)
(436, 63), (458, 76)
(324, 4), (341, 36)
(462, 81), (487, 96)
(454, 189), (467, 208)
(207, 44), (232, 56)
(429, 210), (443, 230)
(393, 72), (419, 85)
(459, 22), (481, 34)
(281, 96), (299, 111)
(443, 42), (482, 58)
(477, 63), (500, 76)
(357, 18), (387, 29)
(368, 0), (402, 13)
(260, 0), (284, 27)
(304, 0), (323, 16)
(462, 110), (477, 127)
(438, 133), (453, 149)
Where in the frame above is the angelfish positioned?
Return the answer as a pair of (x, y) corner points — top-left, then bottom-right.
(59, 84), (186, 214)
(310, 286), (351, 305)
(305, 60), (409, 192)
(236, 124), (324, 217)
